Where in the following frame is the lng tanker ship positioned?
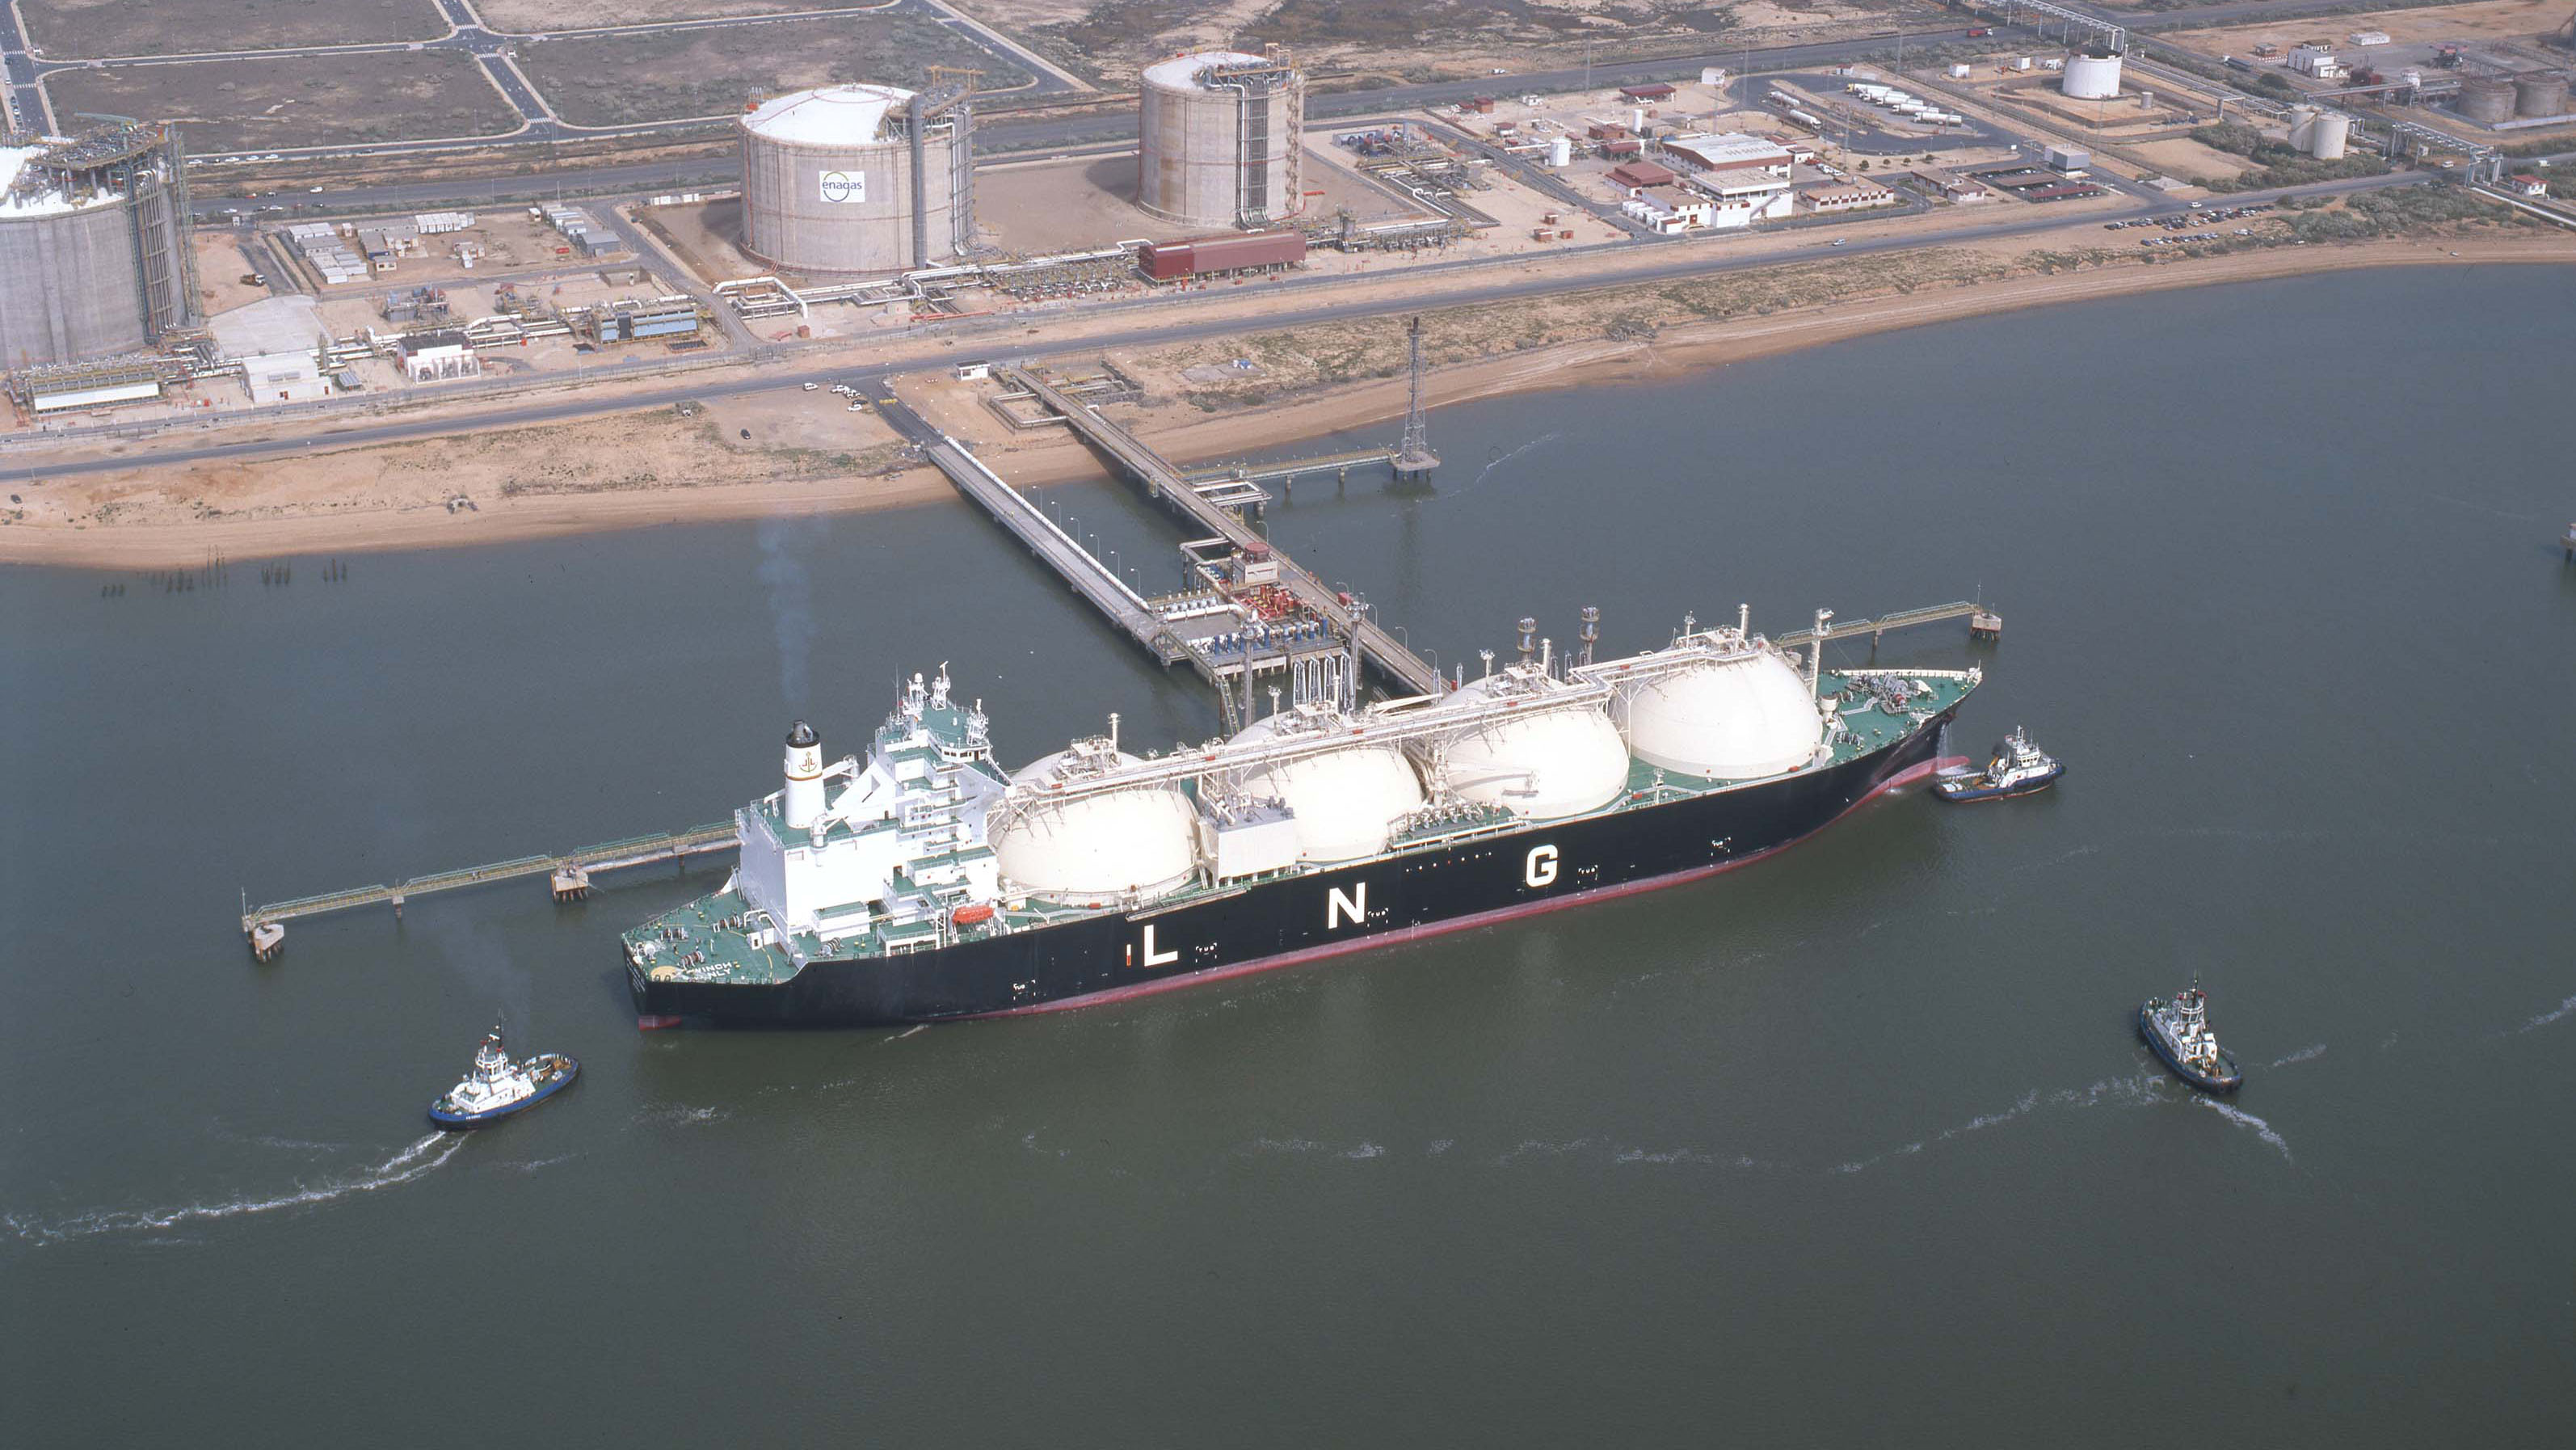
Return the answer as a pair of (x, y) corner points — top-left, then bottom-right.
(622, 608), (1976, 1027)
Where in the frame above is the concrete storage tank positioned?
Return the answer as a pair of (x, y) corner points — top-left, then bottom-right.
(1421, 677), (1629, 821)
(0, 124), (198, 368)
(1610, 652), (1825, 782)
(2459, 78), (2518, 125)
(2287, 105), (2321, 150)
(1138, 49), (1306, 228)
(739, 82), (974, 276)
(2308, 111), (2351, 160)
(2515, 73), (2570, 119)
(1223, 710), (1424, 863)
(993, 745), (1198, 904)
(2063, 47), (2124, 101)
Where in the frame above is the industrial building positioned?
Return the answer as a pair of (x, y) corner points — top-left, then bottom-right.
(0, 123), (199, 368)
(1622, 188), (1713, 233)
(1659, 133), (1795, 180)
(739, 81), (976, 276)
(1798, 179), (1898, 213)
(1137, 49), (1307, 229)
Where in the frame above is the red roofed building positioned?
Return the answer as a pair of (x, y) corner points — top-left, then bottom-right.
(1607, 159), (1678, 194)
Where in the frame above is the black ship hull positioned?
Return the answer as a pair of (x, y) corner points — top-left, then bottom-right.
(630, 708), (1961, 1027)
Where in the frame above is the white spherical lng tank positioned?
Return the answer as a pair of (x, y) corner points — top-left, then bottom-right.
(1611, 652), (1825, 782)
(993, 749), (1198, 904)
(1426, 681), (1630, 820)
(2063, 48), (2123, 100)
(1225, 714), (1425, 862)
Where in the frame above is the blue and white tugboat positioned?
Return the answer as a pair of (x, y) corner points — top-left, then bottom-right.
(428, 1026), (578, 1129)
(2138, 977), (2243, 1094)
(1932, 726), (2062, 803)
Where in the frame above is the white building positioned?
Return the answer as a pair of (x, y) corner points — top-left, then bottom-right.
(1622, 188), (1715, 233)
(1682, 168), (1797, 226)
(1658, 131), (1794, 179)
(400, 329), (482, 383)
(2289, 44), (2344, 80)
(240, 350), (330, 404)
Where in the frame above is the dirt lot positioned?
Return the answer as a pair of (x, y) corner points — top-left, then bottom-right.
(516, 14), (1033, 128)
(2161, 0), (2569, 55)
(476, 0), (882, 27)
(189, 231), (275, 314)
(949, 0), (1903, 85)
(18, 0), (442, 57)
(43, 50), (517, 152)
(974, 146), (1421, 253)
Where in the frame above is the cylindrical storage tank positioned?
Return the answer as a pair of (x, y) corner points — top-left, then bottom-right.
(1425, 681), (1630, 821)
(992, 748), (1198, 904)
(1547, 135), (1573, 168)
(1610, 653), (1825, 782)
(2459, 78), (2517, 125)
(2286, 105), (2320, 150)
(0, 204), (148, 366)
(2063, 48), (2124, 101)
(1139, 50), (1305, 228)
(2309, 111), (2351, 160)
(2515, 74), (2569, 119)
(739, 84), (955, 276)
(1224, 714), (1424, 862)
(0, 144), (159, 366)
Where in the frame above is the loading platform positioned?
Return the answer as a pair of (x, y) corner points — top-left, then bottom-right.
(994, 364), (1446, 700)
(1181, 445), (1402, 491)
(240, 820), (736, 957)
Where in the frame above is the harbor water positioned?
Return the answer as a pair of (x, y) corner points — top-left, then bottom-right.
(5, 266), (2573, 1444)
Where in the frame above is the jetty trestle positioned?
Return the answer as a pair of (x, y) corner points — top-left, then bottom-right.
(240, 820), (737, 954)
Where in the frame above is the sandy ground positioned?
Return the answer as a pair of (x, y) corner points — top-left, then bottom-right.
(2161, 0), (2569, 53)
(9, 228), (2568, 569)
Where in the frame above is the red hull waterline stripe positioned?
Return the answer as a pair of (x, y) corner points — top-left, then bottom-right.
(969, 753), (1969, 1021)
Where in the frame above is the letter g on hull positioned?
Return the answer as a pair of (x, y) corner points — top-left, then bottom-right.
(1525, 845), (1559, 889)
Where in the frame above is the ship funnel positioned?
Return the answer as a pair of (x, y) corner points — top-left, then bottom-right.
(783, 719), (825, 830)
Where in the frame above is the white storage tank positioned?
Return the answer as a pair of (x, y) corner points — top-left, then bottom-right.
(1139, 49), (1306, 227)
(1611, 652), (1824, 782)
(739, 82), (970, 276)
(1547, 135), (1574, 168)
(1423, 678), (1630, 821)
(993, 748), (1198, 904)
(1224, 711), (1425, 862)
(2064, 47), (2124, 101)
(2309, 110), (2351, 160)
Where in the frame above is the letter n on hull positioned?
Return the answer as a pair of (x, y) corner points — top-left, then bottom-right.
(1328, 882), (1366, 930)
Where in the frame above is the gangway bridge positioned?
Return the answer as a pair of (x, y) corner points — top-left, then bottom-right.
(240, 820), (737, 958)
(994, 363), (1446, 702)
(1771, 601), (1999, 648)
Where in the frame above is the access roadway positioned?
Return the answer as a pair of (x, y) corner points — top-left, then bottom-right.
(0, 166), (2431, 489)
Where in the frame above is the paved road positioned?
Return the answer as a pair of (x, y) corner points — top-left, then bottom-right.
(2, 167), (2428, 487)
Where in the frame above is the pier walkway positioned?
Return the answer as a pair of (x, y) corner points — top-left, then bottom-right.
(996, 365), (1446, 699)
(241, 820), (736, 949)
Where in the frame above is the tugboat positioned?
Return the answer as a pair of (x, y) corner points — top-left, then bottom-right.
(1933, 726), (2062, 803)
(2138, 977), (2244, 1094)
(428, 1026), (579, 1128)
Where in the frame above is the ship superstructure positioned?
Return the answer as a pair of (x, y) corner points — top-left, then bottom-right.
(625, 609), (1979, 1026)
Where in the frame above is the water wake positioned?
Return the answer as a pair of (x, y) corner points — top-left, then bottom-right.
(6, 1133), (465, 1246)
(1456, 431), (1564, 496)
(2519, 993), (2576, 1035)
(2269, 1043), (2327, 1068)
(2196, 1098), (2292, 1161)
